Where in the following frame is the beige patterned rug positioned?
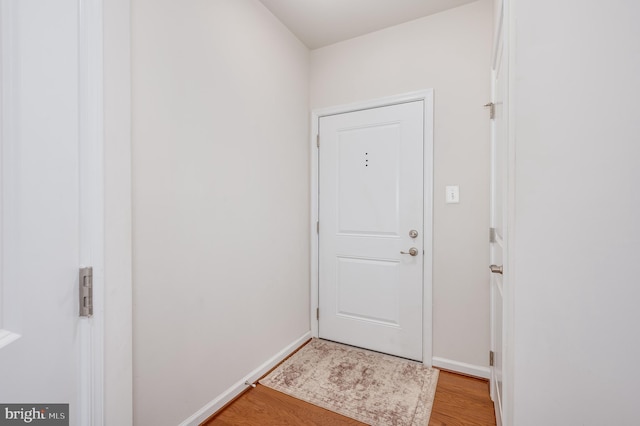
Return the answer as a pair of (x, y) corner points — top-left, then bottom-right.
(259, 338), (439, 425)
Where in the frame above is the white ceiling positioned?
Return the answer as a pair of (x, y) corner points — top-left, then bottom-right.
(258, 0), (479, 49)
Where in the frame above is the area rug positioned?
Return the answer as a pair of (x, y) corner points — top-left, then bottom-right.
(259, 338), (439, 425)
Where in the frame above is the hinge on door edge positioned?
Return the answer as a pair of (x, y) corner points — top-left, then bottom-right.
(484, 102), (495, 119)
(316, 134), (320, 148)
(489, 350), (495, 366)
(489, 227), (496, 243)
(317, 221), (319, 234)
(79, 267), (93, 318)
(316, 308), (319, 320)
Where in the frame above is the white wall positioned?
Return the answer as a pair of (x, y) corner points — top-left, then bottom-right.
(131, 1), (309, 424)
(511, 0), (640, 424)
(104, 0), (133, 424)
(310, 0), (493, 369)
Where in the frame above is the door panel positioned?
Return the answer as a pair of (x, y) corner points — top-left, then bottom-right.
(318, 101), (424, 361)
(337, 124), (400, 235)
(0, 1), (91, 423)
(336, 257), (400, 325)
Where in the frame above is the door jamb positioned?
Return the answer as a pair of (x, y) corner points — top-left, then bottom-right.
(79, 0), (105, 424)
(310, 90), (434, 365)
(0, 0), (22, 349)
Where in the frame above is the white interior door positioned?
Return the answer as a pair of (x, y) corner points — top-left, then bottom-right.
(490, 0), (507, 424)
(318, 101), (425, 361)
(0, 1), (102, 424)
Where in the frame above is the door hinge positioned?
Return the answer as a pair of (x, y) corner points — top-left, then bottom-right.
(316, 307), (319, 320)
(489, 227), (496, 243)
(316, 134), (320, 148)
(489, 350), (495, 366)
(316, 221), (319, 234)
(484, 102), (495, 120)
(79, 267), (93, 318)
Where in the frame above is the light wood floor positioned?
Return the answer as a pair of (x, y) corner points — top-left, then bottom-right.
(205, 369), (496, 425)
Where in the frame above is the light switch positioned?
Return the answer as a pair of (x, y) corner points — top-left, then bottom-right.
(445, 185), (460, 204)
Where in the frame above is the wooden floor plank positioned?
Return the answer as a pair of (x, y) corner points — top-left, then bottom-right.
(207, 385), (364, 426)
(430, 371), (496, 426)
(204, 370), (496, 425)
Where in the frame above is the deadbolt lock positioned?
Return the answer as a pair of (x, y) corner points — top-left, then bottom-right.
(409, 229), (418, 238)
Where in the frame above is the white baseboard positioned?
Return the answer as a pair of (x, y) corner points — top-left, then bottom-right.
(432, 356), (490, 379)
(179, 331), (311, 426)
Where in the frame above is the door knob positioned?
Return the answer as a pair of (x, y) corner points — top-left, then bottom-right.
(490, 264), (503, 274)
(401, 247), (419, 256)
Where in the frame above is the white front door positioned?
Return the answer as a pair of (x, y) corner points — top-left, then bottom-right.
(318, 100), (426, 361)
(0, 1), (101, 424)
(490, 0), (508, 424)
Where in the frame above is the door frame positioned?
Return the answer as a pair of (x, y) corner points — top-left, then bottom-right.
(0, 0), (106, 424)
(78, 0), (106, 424)
(310, 90), (434, 365)
(489, 0), (502, 417)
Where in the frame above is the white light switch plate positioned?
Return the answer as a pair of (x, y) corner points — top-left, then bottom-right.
(445, 185), (460, 203)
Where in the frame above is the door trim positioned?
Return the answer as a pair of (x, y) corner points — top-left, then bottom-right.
(310, 90), (434, 365)
(0, 0), (21, 347)
(78, 0), (105, 424)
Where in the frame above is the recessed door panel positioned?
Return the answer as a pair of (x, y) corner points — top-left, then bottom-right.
(337, 125), (400, 236)
(336, 257), (400, 326)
